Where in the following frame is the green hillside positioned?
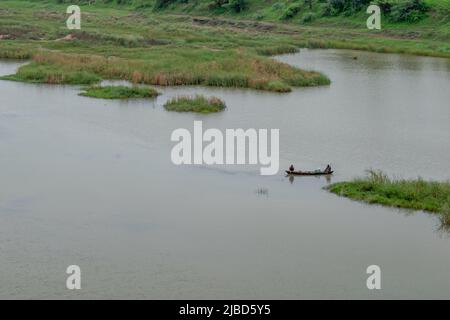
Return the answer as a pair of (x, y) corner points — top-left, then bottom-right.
(151, 0), (450, 44)
(44, 0), (450, 25)
(16, 0), (450, 30)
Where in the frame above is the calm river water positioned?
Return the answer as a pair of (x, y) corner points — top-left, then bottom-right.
(0, 49), (449, 299)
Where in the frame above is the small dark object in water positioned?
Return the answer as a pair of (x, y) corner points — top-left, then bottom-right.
(352, 56), (358, 60)
(285, 170), (334, 176)
(286, 164), (333, 176)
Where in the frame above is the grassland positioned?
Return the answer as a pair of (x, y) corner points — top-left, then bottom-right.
(327, 170), (450, 226)
(0, 0), (449, 92)
(164, 95), (226, 113)
(79, 85), (159, 99)
(0, 1), (331, 92)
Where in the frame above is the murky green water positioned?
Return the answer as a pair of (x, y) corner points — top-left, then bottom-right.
(1, 49), (449, 299)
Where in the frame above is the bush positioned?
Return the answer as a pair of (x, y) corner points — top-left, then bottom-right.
(207, 0), (247, 13)
(271, 2), (286, 10)
(328, 0), (371, 15)
(154, 0), (176, 10)
(329, 0), (347, 14)
(226, 0), (247, 12)
(320, 2), (333, 16)
(253, 12), (265, 20)
(375, 0), (392, 14)
(281, 3), (302, 20)
(302, 12), (316, 23)
(321, 0), (427, 20)
(390, 0), (429, 23)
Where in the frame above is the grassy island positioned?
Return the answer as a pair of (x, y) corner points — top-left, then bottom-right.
(164, 95), (226, 113)
(79, 85), (159, 99)
(326, 170), (450, 225)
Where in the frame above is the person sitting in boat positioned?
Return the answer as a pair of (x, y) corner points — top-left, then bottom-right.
(289, 164), (295, 172)
(325, 164), (332, 173)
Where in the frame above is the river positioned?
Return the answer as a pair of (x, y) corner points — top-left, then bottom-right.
(0, 49), (449, 299)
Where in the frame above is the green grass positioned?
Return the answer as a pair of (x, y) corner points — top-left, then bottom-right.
(326, 170), (450, 226)
(1, 0), (449, 93)
(164, 95), (226, 113)
(0, 61), (101, 84)
(0, 1), (330, 92)
(79, 85), (159, 99)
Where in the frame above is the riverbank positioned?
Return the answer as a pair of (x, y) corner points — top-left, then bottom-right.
(0, 0), (449, 92)
(326, 170), (450, 226)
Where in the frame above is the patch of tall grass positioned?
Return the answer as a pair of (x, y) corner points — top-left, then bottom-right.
(0, 45), (33, 59)
(1, 51), (329, 91)
(256, 45), (299, 56)
(0, 61), (101, 84)
(79, 85), (159, 99)
(57, 30), (171, 48)
(164, 95), (226, 113)
(326, 170), (450, 225)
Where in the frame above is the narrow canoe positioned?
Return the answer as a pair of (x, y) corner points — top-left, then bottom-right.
(285, 170), (334, 176)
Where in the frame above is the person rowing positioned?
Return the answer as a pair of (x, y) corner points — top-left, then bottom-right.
(325, 164), (332, 173)
(289, 164), (295, 172)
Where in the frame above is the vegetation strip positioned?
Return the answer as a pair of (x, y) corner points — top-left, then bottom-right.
(326, 170), (450, 225)
(79, 85), (159, 99)
(164, 95), (226, 113)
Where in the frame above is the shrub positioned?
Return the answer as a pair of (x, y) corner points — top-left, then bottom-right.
(302, 12), (317, 23)
(271, 2), (286, 10)
(281, 3), (302, 20)
(375, 0), (393, 14)
(390, 0), (429, 23)
(320, 2), (333, 16)
(329, 0), (347, 14)
(253, 12), (265, 20)
(328, 0), (371, 15)
(207, 0), (247, 12)
(226, 0), (247, 12)
(154, 0), (176, 10)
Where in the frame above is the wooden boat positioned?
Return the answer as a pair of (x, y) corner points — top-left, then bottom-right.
(285, 170), (333, 176)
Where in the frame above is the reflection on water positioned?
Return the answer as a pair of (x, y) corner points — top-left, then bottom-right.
(1, 49), (450, 299)
(254, 187), (269, 198)
(287, 174), (333, 185)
